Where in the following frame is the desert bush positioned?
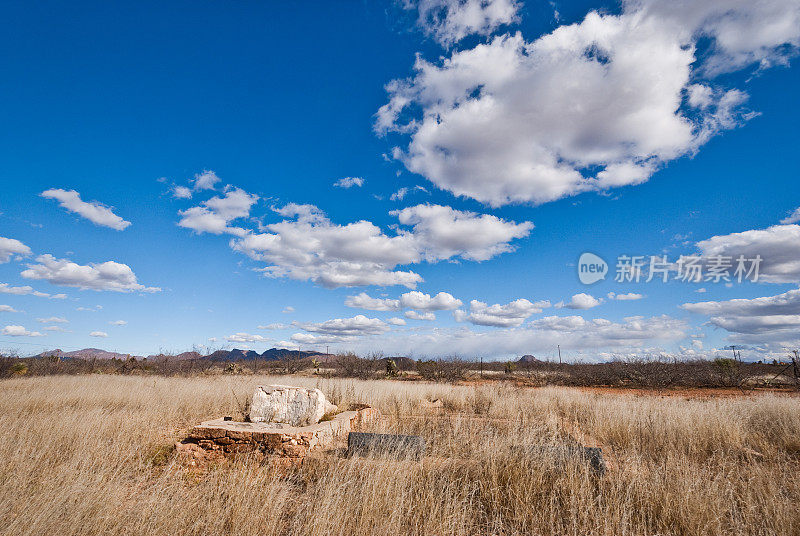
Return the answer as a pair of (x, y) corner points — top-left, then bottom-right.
(416, 359), (468, 383)
(333, 352), (377, 379)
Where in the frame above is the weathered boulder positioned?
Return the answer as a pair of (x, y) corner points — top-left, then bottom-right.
(250, 385), (337, 426)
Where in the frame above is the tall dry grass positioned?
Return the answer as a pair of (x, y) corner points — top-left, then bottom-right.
(1, 374), (799, 535)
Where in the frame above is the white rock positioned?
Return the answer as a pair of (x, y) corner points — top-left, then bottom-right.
(250, 385), (337, 426)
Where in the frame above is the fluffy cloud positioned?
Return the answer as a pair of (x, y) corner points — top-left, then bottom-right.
(683, 288), (800, 340)
(3, 325), (45, 337)
(172, 186), (193, 199)
(293, 315), (390, 336)
(696, 224), (800, 283)
(333, 177), (364, 188)
(399, 291), (462, 311)
(41, 189), (131, 230)
(226, 332), (267, 343)
(108, 320), (127, 326)
(289, 315), (392, 346)
(387, 317), (407, 326)
(683, 288), (800, 317)
(345, 292), (401, 311)
(0, 305), (18, 313)
(0, 237), (31, 263)
(178, 187), (259, 237)
(454, 298), (549, 327)
(392, 204), (532, 261)
(0, 283), (67, 299)
(607, 292), (644, 301)
(231, 202), (530, 288)
(89, 331), (108, 338)
(781, 207), (800, 225)
(405, 310), (436, 321)
(37, 317), (68, 324)
(20, 255), (160, 292)
(346, 290), (462, 311)
(556, 293), (602, 310)
(290, 333), (354, 346)
(193, 170), (221, 191)
(404, 0), (520, 47)
(282, 306), (295, 314)
(378, 1), (799, 206)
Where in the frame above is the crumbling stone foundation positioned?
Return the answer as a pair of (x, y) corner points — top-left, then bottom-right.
(179, 407), (380, 464)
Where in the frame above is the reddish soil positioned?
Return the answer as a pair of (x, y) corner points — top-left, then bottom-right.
(575, 386), (800, 399)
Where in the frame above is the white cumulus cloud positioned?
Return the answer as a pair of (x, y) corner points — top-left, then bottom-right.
(20, 254), (160, 293)
(696, 224), (800, 283)
(400, 291), (462, 311)
(556, 293), (602, 310)
(3, 325), (45, 337)
(0, 305), (18, 313)
(683, 288), (800, 340)
(454, 298), (549, 327)
(346, 290), (462, 311)
(392, 204), (533, 261)
(781, 207), (800, 225)
(41, 189), (131, 230)
(225, 332), (267, 343)
(172, 185), (193, 199)
(293, 315), (390, 337)
(192, 170), (221, 191)
(345, 292), (402, 311)
(0, 283), (66, 299)
(405, 310), (436, 321)
(404, 0), (520, 47)
(0, 237), (31, 263)
(178, 187), (259, 237)
(89, 331), (108, 338)
(37, 317), (68, 324)
(231, 202), (530, 288)
(379, 0), (799, 206)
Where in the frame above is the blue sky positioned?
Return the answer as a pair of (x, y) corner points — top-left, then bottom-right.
(1, 0), (799, 360)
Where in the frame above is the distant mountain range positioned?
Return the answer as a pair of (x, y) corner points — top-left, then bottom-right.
(34, 348), (134, 361)
(33, 347), (326, 361)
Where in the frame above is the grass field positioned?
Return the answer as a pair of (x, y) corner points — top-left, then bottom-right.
(1, 374), (799, 535)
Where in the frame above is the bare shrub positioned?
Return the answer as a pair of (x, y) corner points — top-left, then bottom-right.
(333, 352), (377, 379)
(416, 359), (468, 383)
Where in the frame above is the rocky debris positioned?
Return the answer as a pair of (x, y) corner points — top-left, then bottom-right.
(347, 432), (426, 460)
(181, 407), (380, 463)
(250, 385), (337, 426)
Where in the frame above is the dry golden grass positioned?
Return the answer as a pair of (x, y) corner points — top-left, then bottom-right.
(1, 374), (799, 535)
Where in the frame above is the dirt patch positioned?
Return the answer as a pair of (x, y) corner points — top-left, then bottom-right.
(575, 386), (800, 399)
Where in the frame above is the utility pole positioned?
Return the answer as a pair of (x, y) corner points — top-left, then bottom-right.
(480, 355), (483, 378)
(558, 344), (562, 365)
